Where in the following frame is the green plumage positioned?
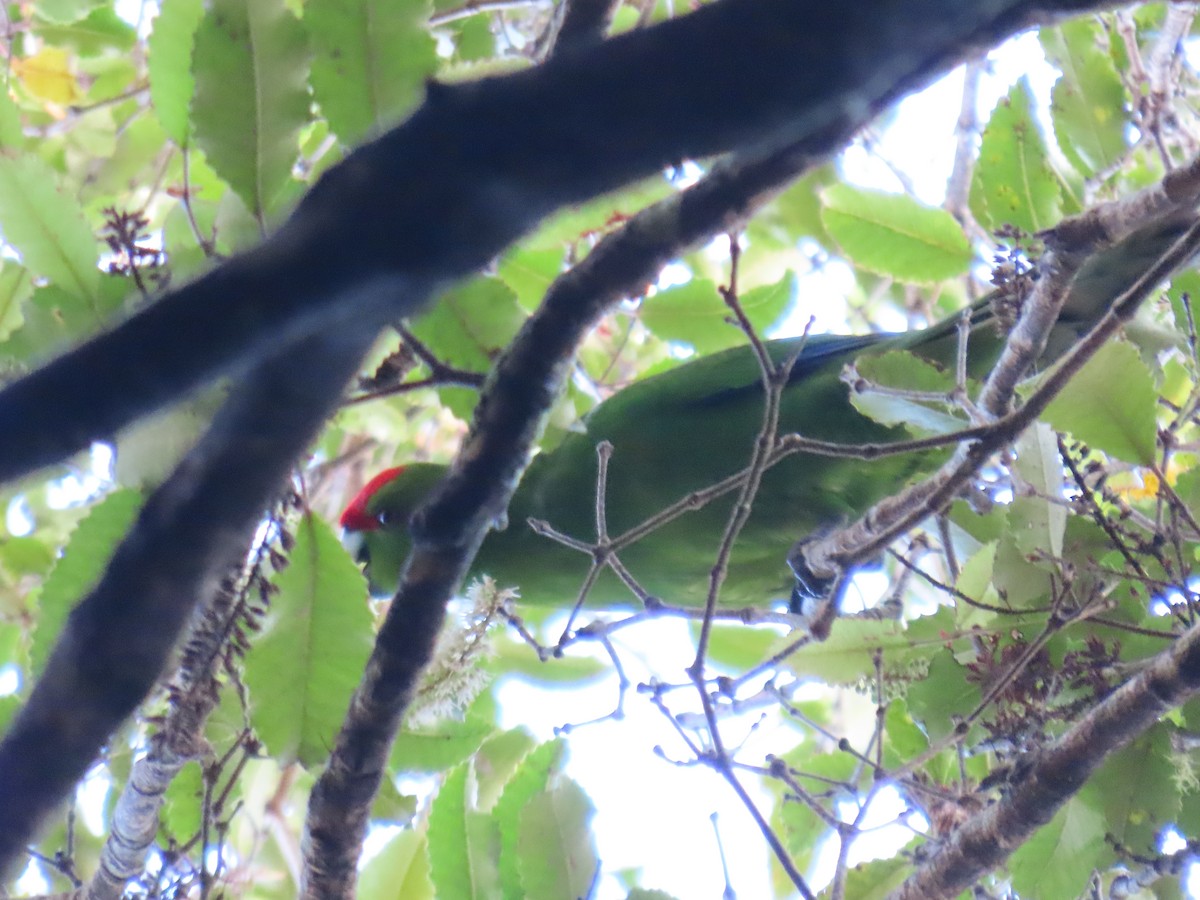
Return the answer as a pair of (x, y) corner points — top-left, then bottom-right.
(346, 214), (1193, 608)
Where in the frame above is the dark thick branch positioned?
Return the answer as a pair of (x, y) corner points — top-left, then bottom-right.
(0, 323), (375, 872)
(543, 0), (620, 53)
(0, 0), (1105, 484)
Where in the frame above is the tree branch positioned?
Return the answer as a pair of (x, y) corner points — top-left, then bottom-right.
(0, 0), (1110, 484)
(0, 323), (375, 874)
(799, 161), (1200, 593)
(0, 0), (1129, 882)
(892, 617), (1200, 899)
(301, 135), (827, 900)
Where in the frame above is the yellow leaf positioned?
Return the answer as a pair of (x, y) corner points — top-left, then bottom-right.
(1113, 461), (1184, 502)
(14, 47), (82, 107)
(1118, 470), (1160, 502)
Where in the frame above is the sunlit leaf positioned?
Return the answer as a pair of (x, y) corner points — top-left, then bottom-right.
(1009, 793), (1106, 897)
(905, 648), (982, 741)
(14, 47), (83, 105)
(149, 0), (205, 146)
(0, 154), (99, 301)
(517, 778), (598, 900)
(360, 827), (434, 900)
(495, 740), (566, 900)
(35, 0), (99, 24)
(409, 277), (525, 420)
(821, 183), (972, 284)
(0, 89), (23, 150)
(192, 0), (311, 217)
(307, 0), (438, 145)
(835, 853), (912, 899)
(1041, 19), (1127, 176)
(161, 760), (204, 839)
(389, 714), (496, 774)
(35, 7), (137, 57)
(851, 349), (968, 435)
(642, 271), (795, 351)
(1041, 339), (1158, 465)
(30, 490), (144, 678)
(1083, 725), (1179, 851)
(243, 513), (373, 768)
(782, 612), (952, 684)
(972, 78), (1062, 233)
(1010, 422), (1066, 559)
(428, 762), (502, 899)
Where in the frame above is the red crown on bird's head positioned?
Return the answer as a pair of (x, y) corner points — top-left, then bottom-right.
(339, 466), (406, 531)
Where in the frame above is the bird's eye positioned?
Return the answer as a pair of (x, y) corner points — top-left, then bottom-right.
(377, 510), (400, 528)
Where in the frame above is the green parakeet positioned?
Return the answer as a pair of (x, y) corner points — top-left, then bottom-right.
(341, 215), (1194, 609)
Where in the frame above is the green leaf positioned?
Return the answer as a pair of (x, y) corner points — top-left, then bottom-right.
(149, 0), (205, 146)
(752, 164), (836, 249)
(1082, 725), (1179, 851)
(0, 263), (32, 346)
(474, 727), (538, 812)
(516, 778), (598, 900)
(690, 621), (782, 672)
(953, 541), (999, 618)
(491, 638), (608, 686)
(359, 827), (434, 900)
(1040, 339), (1158, 465)
(306, 0), (438, 145)
(373, 776), (419, 825)
(735, 272), (796, 334)
(114, 395), (220, 488)
(0, 696), (19, 738)
(497, 246), (565, 312)
(35, 7), (137, 56)
(451, 15), (494, 61)
(905, 648), (981, 742)
(390, 714), (496, 774)
(782, 613), (948, 684)
(972, 78), (1062, 233)
(2, 277), (126, 362)
(495, 740), (566, 900)
(35, 0), (99, 24)
(408, 277), (525, 420)
(0, 89), (23, 150)
(882, 700), (928, 767)
(1009, 793), (1106, 898)
(161, 760), (204, 839)
(1040, 19), (1127, 177)
(642, 272), (795, 351)
(1, 535), (54, 578)
(191, 0), (311, 218)
(774, 750), (856, 875)
(640, 279), (727, 349)
(31, 489), (144, 678)
(525, 176), (673, 250)
(820, 184), (971, 284)
(993, 528), (1053, 607)
(1010, 423), (1066, 559)
(428, 763), (502, 900)
(828, 854), (911, 899)
(0, 154), (99, 302)
(243, 513), (373, 768)
(850, 349), (968, 435)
